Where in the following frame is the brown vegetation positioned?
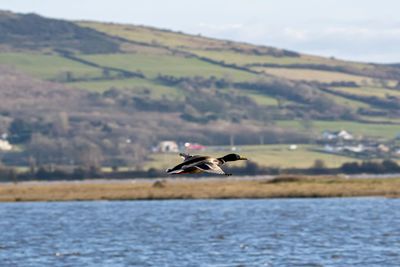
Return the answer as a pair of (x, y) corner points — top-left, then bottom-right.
(1, 176), (400, 202)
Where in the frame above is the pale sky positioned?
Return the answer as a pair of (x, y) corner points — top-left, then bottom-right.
(1, 0), (400, 63)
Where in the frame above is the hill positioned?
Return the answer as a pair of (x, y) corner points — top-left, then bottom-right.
(0, 11), (399, 169)
(0, 10), (119, 53)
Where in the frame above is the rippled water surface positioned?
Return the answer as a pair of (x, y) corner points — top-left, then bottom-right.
(1, 198), (400, 266)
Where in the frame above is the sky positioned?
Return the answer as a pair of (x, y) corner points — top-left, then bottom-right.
(1, 0), (400, 63)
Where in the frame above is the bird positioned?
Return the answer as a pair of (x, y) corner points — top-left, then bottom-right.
(166, 153), (247, 176)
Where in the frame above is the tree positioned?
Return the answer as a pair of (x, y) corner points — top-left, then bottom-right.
(27, 134), (60, 165)
(77, 141), (103, 169)
(312, 159), (326, 170)
(52, 112), (70, 136)
(9, 118), (33, 144)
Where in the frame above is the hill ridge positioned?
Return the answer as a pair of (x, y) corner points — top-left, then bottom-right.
(0, 10), (400, 168)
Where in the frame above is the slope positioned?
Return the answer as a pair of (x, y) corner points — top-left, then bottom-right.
(0, 11), (399, 169)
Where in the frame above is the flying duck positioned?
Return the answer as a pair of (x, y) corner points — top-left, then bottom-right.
(166, 153), (247, 176)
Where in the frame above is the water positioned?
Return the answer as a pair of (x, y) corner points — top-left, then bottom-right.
(0, 198), (399, 267)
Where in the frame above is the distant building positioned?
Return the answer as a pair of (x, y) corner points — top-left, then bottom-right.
(324, 144), (343, 153)
(377, 144), (390, 153)
(322, 130), (354, 141)
(343, 144), (364, 153)
(184, 142), (205, 151)
(288, 144), (298, 150)
(155, 141), (179, 153)
(337, 130), (353, 140)
(0, 139), (12, 151)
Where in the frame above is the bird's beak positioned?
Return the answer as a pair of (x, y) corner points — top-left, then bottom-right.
(239, 157), (248, 160)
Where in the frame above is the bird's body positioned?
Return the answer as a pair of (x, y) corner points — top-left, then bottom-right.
(166, 153), (247, 176)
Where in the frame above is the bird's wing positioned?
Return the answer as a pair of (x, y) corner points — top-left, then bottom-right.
(179, 153), (193, 160)
(194, 162), (226, 175)
(167, 156), (207, 174)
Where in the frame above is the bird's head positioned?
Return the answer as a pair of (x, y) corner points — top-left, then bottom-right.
(221, 153), (248, 162)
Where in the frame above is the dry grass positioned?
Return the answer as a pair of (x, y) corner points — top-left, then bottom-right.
(1, 176), (400, 202)
(253, 67), (374, 84)
(331, 86), (400, 98)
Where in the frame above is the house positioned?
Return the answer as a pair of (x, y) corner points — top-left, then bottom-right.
(343, 144), (364, 153)
(288, 144), (298, 150)
(155, 141), (179, 153)
(377, 144), (390, 153)
(337, 130), (354, 140)
(0, 139), (12, 151)
(322, 130), (354, 141)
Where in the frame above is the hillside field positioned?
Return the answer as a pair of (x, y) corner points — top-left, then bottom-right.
(0, 11), (399, 170)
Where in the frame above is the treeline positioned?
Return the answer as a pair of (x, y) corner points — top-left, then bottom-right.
(234, 79), (356, 120)
(155, 75), (356, 120)
(229, 159), (400, 176)
(1, 159), (400, 182)
(320, 87), (400, 111)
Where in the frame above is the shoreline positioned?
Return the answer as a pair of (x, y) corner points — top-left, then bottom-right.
(1, 176), (400, 202)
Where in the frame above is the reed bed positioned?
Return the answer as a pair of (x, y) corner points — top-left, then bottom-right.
(1, 176), (400, 202)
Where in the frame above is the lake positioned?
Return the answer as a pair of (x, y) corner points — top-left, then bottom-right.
(0, 198), (399, 266)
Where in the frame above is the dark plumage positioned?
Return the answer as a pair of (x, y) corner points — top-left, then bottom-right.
(166, 153), (247, 176)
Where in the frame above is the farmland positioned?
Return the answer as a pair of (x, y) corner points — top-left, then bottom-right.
(253, 67), (374, 84)
(276, 120), (400, 139)
(0, 52), (102, 80)
(79, 53), (258, 80)
(0, 11), (399, 171)
(145, 144), (358, 170)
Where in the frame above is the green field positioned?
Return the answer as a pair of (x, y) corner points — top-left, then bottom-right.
(69, 77), (183, 99)
(319, 91), (370, 109)
(187, 49), (313, 65)
(359, 116), (400, 124)
(219, 88), (278, 107)
(79, 53), (258, 81)
(277, 120), (400, 139)
(244, 91), (279, 106)
(144, 144), (359, 170)
(182, 49), (381, 72)
(0, 52), (102, 80)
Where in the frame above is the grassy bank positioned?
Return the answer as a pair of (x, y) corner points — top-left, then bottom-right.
(1, 176), (400, 202)
(145, 144), (362, 170)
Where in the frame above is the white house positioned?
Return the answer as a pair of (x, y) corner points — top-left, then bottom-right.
(0, 139), (12, 151)
(337, 130), (354, 140)
(155, 141), (179, 153)
(322, 130), (353, 141)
